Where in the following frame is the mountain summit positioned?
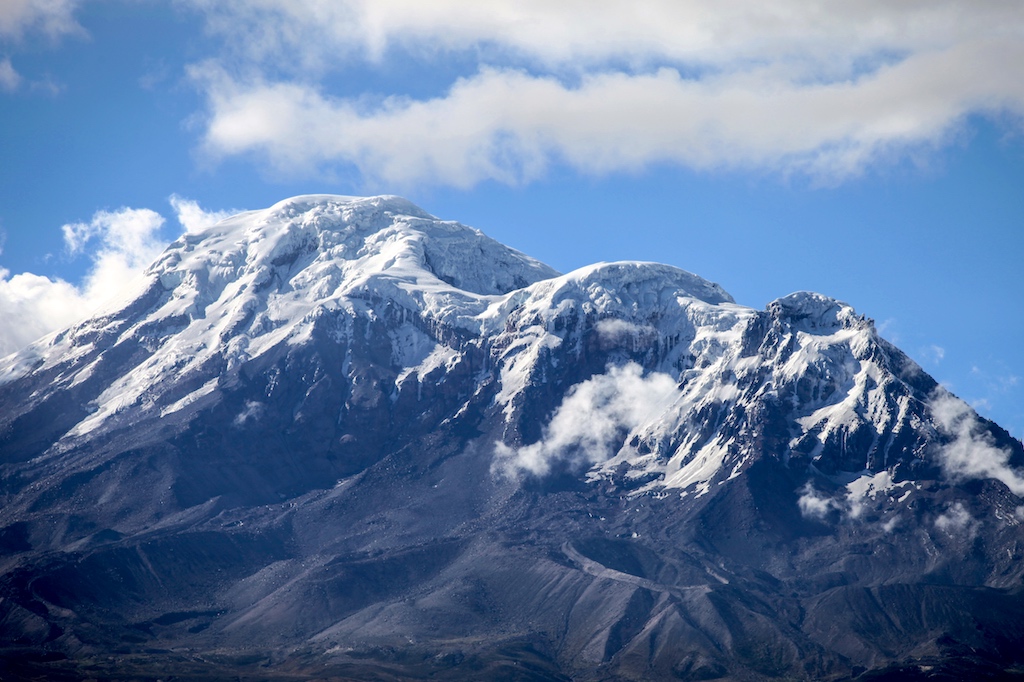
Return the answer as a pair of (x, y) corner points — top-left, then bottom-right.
(2, 195), (1023, 681)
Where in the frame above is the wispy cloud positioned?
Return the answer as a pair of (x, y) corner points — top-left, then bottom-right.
(0, 0), (82, 42)
(931, 390), (1024, 495)
(183, 1), (1024, 187)
(920, 344), (946, 365)
(971, 364), (1020, 392)
(963, 364), (1022, 440)
(875, 318), (899, 344)
(935, 501), (978, 538)
(494, 362), (680, 477)
(0, 57), (20, 92)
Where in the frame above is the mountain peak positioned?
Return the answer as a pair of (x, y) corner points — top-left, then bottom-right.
(157, 194), (558, 298)
(3, 196), (1024, 680)
(266, 193), (436, 221)
(768, 290), (868, 332)
(0, 196), (559, 438)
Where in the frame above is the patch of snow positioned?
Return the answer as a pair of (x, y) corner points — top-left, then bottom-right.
(845, 469), (910, 518)
(160, 378), (220, 418)
(662, 437), (731, 495)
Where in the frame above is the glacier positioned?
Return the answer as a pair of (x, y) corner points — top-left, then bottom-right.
(0, 194), (1017, 506)
(1, 194), (1023, 681)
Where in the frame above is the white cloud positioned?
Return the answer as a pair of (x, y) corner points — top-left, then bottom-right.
(0, 0), (81, 41)
(969, 364), (1021, 397)
(184, 1), (1024, 187)
(72, 208), (167, 307)
(595, 318), (654, 340)
(797, 482), (836, 520)
(0, 58), (21, 92)
(169, 194), (236, 234)
(0, 207), (167, 357)
(0, 200), (243, 357)
(931, 391), (1024, 496)
(494, 362), (680, 477)
(0, 268), (88, 358)
(61, 207), (164, 259)
(875, 318), (897, 338)
(183, 1), (1024, 73)
(233, 400), (265, 426)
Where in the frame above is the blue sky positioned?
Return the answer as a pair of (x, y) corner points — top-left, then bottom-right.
(0, 1), (1022, 438)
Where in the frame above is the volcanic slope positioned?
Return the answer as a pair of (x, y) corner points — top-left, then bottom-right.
(2, 195), (1023, 681)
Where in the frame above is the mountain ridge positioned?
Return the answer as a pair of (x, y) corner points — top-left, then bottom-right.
(1, 194), (1023, 681)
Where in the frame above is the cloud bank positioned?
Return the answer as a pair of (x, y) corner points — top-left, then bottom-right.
(183, 1), (1024, 73)
(183, 0), (1024, 187)
(62, 207), (168, 304)
(494, 362), (680, 477)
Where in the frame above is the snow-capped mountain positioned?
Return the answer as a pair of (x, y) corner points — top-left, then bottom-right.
(2, 195), (1023, 681)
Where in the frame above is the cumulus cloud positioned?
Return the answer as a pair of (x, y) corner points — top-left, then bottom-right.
(0, 207), (166, 356)
(0, 0), (81, 41)
(0, 58), (20, 92)
(169, 194), (236, 234)
(0, 197), (237, 357)
(931, 391), (1024, 496)
(62, 207), (164, 259)
(61, 207), (167, 302)
(184, 1), (1024, 187)
(494, 362), (680, 477)
(0, 268), (88, 358)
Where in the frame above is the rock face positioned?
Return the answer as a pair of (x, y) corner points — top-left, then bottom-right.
(1, 195), (1023, 681)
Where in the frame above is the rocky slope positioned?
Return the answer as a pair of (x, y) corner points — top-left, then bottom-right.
(1, 195), (1023, 681)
